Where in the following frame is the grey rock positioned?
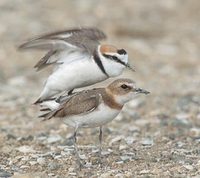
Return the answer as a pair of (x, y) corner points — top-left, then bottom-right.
(16, 146), (35, 153)
(37, 157), (46, 165)
(119, 144), (128, 150)
(189, 128), (200, 138)
(17, 135), (34, 142)
(183, 165), (194, 171)
(125, 136), (136, 145)
(0, 169), (12, 177)
(47, 135), (62, 144)
(141, 138), (154, 146)
(120, 155), (132, 162)
(101, 150), (111, 156)
(48, 162), (60, 170)
(109, 135), (124, 146)
(139, 170), (151, 174)
(172, 113), (192, 128)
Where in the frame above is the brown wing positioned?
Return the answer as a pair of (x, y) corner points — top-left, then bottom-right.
(18, 27), (106, 51)
(19, 27), (106, 71)
(41, 90), (102, 121)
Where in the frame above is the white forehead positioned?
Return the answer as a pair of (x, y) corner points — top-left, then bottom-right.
(119, 80), (135, 87)
(104, 52), (128, 57)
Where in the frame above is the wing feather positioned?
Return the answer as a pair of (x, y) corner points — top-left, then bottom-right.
(41, 90), (101, 121)
(18, 27), (106, 51)
(19, 27), (106, 71)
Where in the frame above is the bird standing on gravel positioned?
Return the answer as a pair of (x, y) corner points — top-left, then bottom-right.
(19, 27), (134, 103)
(39, 78), (149, 168)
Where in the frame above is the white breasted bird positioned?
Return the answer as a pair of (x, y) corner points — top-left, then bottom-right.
(39, 78), (149, 167)
(18, 27), (134, 103)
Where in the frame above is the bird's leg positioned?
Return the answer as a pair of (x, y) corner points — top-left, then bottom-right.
(73, 127), (83, 169)
(68, 89), (74, 95)
(97, 126), (103, 166)
(99, 126), (103, 157)
(55, 89), (74, 102)
(99, 126), (103, 155)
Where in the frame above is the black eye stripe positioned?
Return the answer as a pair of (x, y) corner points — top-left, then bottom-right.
(103, 54), (127, 66)
(117, 49), (127, 55)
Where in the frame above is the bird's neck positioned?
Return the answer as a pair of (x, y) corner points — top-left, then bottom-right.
(104, 89), (123, 110)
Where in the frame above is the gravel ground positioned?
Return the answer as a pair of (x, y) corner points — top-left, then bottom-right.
(0, 0), (200, 177)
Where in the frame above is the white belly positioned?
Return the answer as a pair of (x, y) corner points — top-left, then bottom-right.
(63, 103), (120, 128)
(40, 57), (107, 99)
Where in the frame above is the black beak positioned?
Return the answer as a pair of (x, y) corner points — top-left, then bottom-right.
(126, 63), (135, 72)
(135, 88), (150, 95)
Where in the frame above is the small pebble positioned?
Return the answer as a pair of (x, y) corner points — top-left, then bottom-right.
(125, 136), (136, 145)
(189, 128), (200, 138)
(48, 162), (60, 170)
(109, 135), (124, 146)
(20, 165), (30, 169)
(16, 146), (35, 153)
(140, 170), (150, 174)
(37, 157), (46, 165)
(183, 165), (194, 171)
(47, 135), (62, 144)
(141, 138), (154, 146)
(29, 161), (37, 166)
(120, 155), (132, 162)
(119, 144), (128, 150)
(101, 150), (111, 156)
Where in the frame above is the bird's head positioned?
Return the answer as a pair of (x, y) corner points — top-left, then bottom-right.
(99, 45), (135, 72)
(106, 78), (150, 105)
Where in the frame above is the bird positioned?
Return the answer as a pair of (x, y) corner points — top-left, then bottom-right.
(39, 78), (149, 168)
(18, 27), (134, 103)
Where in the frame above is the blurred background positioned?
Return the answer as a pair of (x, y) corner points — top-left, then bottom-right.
(0, 0), (200, 177)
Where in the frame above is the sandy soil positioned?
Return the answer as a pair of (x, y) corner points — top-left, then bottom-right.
(0, 0), (200, 177)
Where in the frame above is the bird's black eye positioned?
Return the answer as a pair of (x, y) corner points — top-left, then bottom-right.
(121, 84), (129, 89)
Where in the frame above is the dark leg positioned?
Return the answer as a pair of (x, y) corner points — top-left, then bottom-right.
(55, 96), (61, 103)
(73, 127), (83, 169)
(68, 89), (74, 95)
(55, 89), (73, 102)
(99, 126), (103, 156)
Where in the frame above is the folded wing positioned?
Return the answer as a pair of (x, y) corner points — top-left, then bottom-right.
(40, 90), (101, 121)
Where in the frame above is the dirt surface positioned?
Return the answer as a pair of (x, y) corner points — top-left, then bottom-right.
(0, 0), (200, 177)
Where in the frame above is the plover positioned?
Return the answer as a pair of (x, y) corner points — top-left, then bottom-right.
(19, 27), (134, 103)
(39, 78), (149, 167)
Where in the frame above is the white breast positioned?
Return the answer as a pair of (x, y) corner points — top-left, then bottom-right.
(63, 103), (120, 128)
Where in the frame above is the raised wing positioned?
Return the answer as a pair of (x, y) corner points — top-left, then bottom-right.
(40, 90), (102, 121)
(19, 27), (106, 71)
(18, 27), (106, 51)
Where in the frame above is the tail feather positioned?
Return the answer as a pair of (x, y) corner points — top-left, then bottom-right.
(39, 109), (60, 121)
(33, 98), (43, 105)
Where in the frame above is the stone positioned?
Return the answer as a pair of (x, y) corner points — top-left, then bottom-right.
(125, 136), (136, 145)
(141, 138), (154, 146)
(120, 155), (132, 162)
(47, 135), (62, 144)
(189, 128), (200, 138)
(48, 162), (60, 170)
(37, 157), (46, 165)
(16, 146), (35, 153)
(183, 165), (194, 171)
(0, 169), (12, 177)
(109, 135), (124, 146)
(139, 170), (151, 174)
